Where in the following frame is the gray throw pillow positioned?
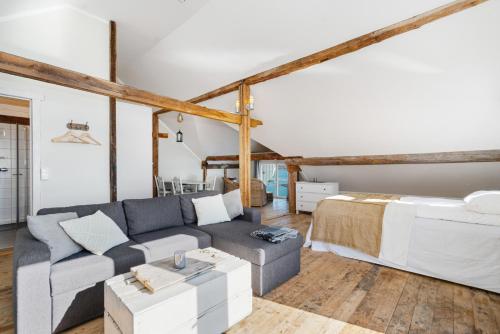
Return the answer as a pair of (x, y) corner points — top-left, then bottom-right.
(222, 189), (244, 220)
(27, 212), (81, 263)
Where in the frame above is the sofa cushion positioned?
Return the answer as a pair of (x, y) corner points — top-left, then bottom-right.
(190, 220), (303, 266)
(38, 202), (128, 235)
(27, 212), (81, 264)
(50, 240), (148, 296)
(179, 191), (220, 224)
(60, 211), (130, 255)
(123, 196), (183, 236)
(131, 226), (212, 262)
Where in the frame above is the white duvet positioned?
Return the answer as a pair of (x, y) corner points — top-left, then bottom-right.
(306, 195), (500, 293)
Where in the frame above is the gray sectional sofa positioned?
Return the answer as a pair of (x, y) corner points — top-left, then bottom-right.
(13, 192), (303, 333)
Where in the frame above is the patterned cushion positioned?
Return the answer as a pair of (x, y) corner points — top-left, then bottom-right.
(59, 211), (129, 255)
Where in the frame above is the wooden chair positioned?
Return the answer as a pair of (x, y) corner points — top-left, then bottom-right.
(205, 176), (217, 191)
(154, 176), (169, 197)
(172, 177), (183, 195)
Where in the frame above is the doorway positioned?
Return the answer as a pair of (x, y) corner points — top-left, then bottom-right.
(0, 95), (31, 250)
(258, 161), (288, 199)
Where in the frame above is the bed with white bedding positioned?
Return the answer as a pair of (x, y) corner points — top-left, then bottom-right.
(304, 192), (500, 293)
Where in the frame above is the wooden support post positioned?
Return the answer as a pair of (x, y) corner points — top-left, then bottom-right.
(238, 83), (251, 207)
(202, 161), (208, 182)
(152, 113), (159, 197)
(287, 164), (300, 214)
(109, 20), (117, 202)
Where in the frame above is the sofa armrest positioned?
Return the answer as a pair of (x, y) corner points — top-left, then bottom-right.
(239, 207), (261, 224)
(13, 228), (52, 334)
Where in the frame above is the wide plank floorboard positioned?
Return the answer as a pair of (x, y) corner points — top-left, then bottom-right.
(1, 199), (498, 333)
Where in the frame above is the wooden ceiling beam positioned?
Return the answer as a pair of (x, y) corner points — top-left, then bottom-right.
(154, 105), (262, 128)
(186, 0), (487, 104)
(157, 133), (169, 139)
(285, 150), (500, 166)
(206, 152), (297, 161)
(205, 163), (240, 170)
(0, 51), (244, 125)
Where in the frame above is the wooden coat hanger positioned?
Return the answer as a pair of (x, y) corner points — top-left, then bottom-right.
(51, 121), (101, 145)
(78, 132), (101, 145)
(51, 130), (85, 144)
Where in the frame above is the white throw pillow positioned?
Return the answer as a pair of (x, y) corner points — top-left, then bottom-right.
(59, 210), (129, 255)
(192, 194), (231, 226)
(464, 190), (500, 215)
(223, 189), (244, 219)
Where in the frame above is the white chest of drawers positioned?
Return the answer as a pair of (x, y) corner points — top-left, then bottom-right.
(296, 181), (339, 213)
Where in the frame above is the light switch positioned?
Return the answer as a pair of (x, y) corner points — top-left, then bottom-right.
(41, 168), (49, 180)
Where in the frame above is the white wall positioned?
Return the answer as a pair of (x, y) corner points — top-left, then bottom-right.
(0, 7), (111, 209)
(157, 120), (202, 182)
(170, 1), (500, 198)
(116, 102), (152, 200)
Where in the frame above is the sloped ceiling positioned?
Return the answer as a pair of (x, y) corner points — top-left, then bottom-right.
(159, 110), (269, 159)
(0, 0), (210, 71)
(3, 0), (499, 196)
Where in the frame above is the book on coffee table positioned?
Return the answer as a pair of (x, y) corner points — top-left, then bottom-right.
(131, 257), (214, 293)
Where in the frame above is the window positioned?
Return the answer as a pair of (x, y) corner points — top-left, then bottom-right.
(258, 162), (288, 199)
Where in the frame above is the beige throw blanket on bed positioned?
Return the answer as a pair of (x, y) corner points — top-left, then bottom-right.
(311, 193), (401, 257)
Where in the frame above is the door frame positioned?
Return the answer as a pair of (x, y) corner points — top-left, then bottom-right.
(0, 87), (43, 216)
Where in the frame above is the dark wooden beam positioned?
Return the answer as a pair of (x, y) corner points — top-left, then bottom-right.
(206, 152), (297, 162)
(152, 113), (159, 197)
(0, 51), (249, 126)
(186, 0), (487, 103)
(285, 150), (500, 166)
(0, 114), (29, 125)
(109, 20), (117, 202)
(205, 163), (240, 170)
(188, 82), (242, 104)
(154, 108), (262, 128)
(157, 133), (168, 139)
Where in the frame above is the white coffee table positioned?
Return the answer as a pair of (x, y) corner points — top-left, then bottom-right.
(104, 248), (252, 334)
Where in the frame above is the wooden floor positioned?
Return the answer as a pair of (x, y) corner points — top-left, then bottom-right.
(1, 199), (499, 333)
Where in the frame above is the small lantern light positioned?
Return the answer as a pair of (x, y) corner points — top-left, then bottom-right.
(176, 129), (183, 142)
(235, 95), (255, 113)
(247, 95), (255, 111)
(235, 99), (240, 113)
(177, 113), (184, 123)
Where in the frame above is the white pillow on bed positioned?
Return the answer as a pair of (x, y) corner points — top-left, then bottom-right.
(464, 191), (500, 215)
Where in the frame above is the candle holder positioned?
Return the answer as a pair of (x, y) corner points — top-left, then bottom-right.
(174, 250), (186, 269)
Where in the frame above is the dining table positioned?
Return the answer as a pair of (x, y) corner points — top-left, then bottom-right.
(182, 180), (211, 192)
(164, 179), (211, 193)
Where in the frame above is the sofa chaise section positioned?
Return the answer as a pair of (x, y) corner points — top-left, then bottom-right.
(192, 220), (303, 296)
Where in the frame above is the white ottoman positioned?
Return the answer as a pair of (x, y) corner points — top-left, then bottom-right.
(104, 248), (252, 334)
